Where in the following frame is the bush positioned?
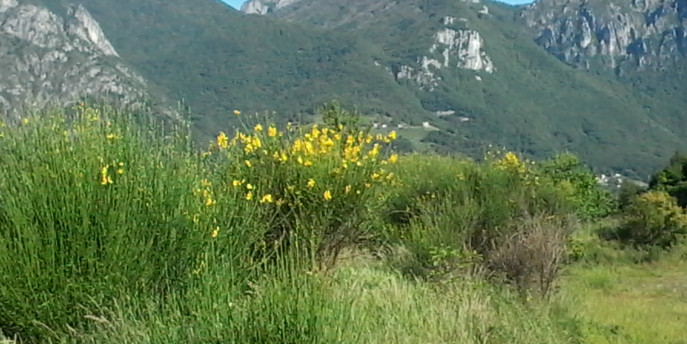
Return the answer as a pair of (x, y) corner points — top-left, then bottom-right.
(615, 191), (687, 249)
(486, 214), (577, 298)
(387, 151), (576, 290)
(208, 106), (398, 271)
(616, 181), (646, 211)
(535, 153), (614, 220)
(649, 152), (687, 207)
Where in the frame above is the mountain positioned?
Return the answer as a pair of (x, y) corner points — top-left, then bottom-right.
(1, 0), (685, 178)
(519, 0), (687, 154)
(520, 0), (686, 71)
(239, 0), (686, 177)
(0, 0), (163, 119)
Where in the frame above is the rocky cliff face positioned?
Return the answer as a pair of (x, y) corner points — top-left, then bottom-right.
(241, 0), (301, 14)
(521, 0), (687, 71)
(0, 1), (150, 118)
(394, 17), (495, 90)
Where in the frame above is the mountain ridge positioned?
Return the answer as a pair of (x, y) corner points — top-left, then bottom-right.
(1, 0), (686, 179)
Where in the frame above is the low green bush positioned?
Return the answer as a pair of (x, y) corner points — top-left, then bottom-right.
(615, 190), (687, 249)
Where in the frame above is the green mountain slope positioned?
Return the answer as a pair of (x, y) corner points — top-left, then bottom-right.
(41, 0), (431, 140)
(241, 0), (686, 177)
(22, 0), (687, 178)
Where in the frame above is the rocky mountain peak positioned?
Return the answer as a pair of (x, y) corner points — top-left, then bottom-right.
(521, 0), (687, 70)
(0, 1), (150, 118)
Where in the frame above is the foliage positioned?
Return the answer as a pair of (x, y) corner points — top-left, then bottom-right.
(616, 180), (646, 211)
(36, 0), (687, 178)
(648, 152), (687, 207)
(384, 151), (581, 296)
(0, 105), (264, 340)
(1, 105), (677, 344)
(614, 191), (687, 249)
(206, 108), (399, 270)
(535, 153), (615, 220)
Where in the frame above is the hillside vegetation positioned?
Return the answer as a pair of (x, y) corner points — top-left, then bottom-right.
(24, 0), (687, 178)
(1, 104), (686, 343)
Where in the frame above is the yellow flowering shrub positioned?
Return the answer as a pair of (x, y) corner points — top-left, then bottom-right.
(210, 114), (400, 269)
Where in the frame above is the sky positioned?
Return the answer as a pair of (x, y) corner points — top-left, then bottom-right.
(221, 0), (243, 8)
(220, 0), (534, 9)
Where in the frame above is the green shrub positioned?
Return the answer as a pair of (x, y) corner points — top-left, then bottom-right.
(535, 153), (614, 220)
(616, 180), (646, 211)
(615, 191), (687, 249)
(387, 151), (576, 288)
(648, 152), (687, 207)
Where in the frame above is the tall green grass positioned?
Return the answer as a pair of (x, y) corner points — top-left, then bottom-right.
(0, 105), (607, 343)
(0, 106), (264, 341)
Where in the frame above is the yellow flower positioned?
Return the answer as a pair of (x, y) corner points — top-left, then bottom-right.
(245, 160), (252, 168)
(232, 180), (242, 187)
(117, 169), (124, 175)
(246, 191), (253, 200)
(387, 154), (398, 164)
(233, 109), (241, 116)
(100, 165), (113, 185)
(307, 179), (315, 188)
(212, 227), (220, 238)
(344, 185), (351, 194)
(260, 194), (274, 204)
(304, 160), (313, 167)
(268, 126), (278, 137)
(323, 190), (332, 201)
(246, 183), (254, 190)
(205, 198), (216, 206)
(217, 132), (229, 149)
(106, 133), (117, 141)
(254, 124), (263, 132)
(388, 131), (397, 141)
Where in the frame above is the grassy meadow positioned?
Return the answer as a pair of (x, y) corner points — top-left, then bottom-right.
(0, 104), (685, 343)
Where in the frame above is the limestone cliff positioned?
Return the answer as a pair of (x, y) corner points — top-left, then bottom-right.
(0, 1), (151, 118)
(521, 0), (687, 70)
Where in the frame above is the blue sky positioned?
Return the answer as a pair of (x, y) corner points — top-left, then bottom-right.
(222, 0), (244, 9)
(220, 0), (533, 9)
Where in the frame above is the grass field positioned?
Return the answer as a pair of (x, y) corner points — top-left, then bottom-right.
(0, 105), (685, 343)
(559, 253), (687, 344)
